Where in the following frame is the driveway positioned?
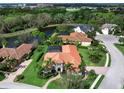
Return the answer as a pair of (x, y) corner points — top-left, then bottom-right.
(0, 59), (41, 89)
(86, 66), (109, 75)
(1, 59), (32, 82)
(95, 35), (124, 89)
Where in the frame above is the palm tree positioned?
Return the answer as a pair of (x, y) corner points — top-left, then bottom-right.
(1, 38), (8, 48)
(60, 73), (84, 89)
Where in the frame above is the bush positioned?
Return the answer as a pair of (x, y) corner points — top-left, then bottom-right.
(15, 75), (24, 82)
(0, 72), (5, 81)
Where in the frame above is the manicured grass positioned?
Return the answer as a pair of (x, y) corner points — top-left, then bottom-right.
(78, 47), (106, 66)
(94, 75), (105, 89)
(0, 28), (37, 38)
(115, 44), (124, 55)
(47, 78), (65, 89)
(108, 54), (111, 67)
(0, 72), (5, 81)
(19, 46), (48, 87)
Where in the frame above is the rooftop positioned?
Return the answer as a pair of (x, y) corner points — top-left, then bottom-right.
(0, 44), (33, 60)
(101, 23), (117, 29)
(44, 45), (81, 69)
(59, 32), (92, 42)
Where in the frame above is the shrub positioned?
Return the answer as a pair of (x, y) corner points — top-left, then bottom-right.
(15, 75), (24, 82)
(0, 72), (5, 81)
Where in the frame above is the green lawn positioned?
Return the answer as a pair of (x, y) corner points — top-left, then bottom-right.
(78, 47), (106, 66)
(47, 78), (65, 89)
(19, 45), (48, 87)
(94, 75), (105, 89)
(115, 44), (124, 55)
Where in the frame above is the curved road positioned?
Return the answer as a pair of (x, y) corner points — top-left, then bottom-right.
(95, 35), (124, 89)
(0, 82), (41, 89)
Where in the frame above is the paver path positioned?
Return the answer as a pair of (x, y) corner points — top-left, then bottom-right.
(42, 74), (61, 89)
(95, 35), (124, 89)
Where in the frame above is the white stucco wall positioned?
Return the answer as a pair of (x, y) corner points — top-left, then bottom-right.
(101, 28), (109, 35)
(81, 42), (91, 46)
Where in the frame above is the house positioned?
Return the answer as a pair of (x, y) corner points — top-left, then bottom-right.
(44, 45), (81, 72)
(0, 43), (33, 62)
(101, 23), (118, 35)
(74, 26), (85, 33)
(59, 32), (92, 46)
(73, 24), (94, 33)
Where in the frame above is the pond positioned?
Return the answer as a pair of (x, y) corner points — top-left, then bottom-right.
(0, 27), (56, 48)
(0, 24), (93, 48)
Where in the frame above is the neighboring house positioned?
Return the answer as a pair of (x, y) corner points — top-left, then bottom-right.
(59, 32), (92, 46)
(0, 44), (33, 63)
(44, 45), (81, 72)
(74, 26), (85, 33)
(101, 23), (118, 35)
(73, 24), (94, 33)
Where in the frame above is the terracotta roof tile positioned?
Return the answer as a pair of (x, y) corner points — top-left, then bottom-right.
(59, 32), (92, 42)
(0, 44), (33, 60)
(44, 45), (81, 69)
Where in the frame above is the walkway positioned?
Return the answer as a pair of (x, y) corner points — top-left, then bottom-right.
(0, 59), (41, 89)
(42, 74), (61, 89)
(86, 67), (109, 75)
(95, 35), (124, 89)
(1, 59), (32, 82)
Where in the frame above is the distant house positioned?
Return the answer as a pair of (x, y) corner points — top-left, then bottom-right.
(44, 45), (81, 72)
(74, 26), (85, 33)
(59, 32), (92, 46)
(0, 44), (33, 62)
(101, 23), (118, 35)
(73, 24), (94, 33)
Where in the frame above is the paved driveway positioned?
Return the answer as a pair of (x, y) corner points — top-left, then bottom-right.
(95, 35), (124, 89)
(2, 59), (32, 82)
(0, 59), (41, 89)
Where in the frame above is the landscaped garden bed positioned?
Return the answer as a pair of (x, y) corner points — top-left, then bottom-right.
(47, 70), (97, 89)
(78, 45), (106, 66)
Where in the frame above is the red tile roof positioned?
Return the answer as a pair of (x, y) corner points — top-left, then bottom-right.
(44, 45), (81, 69)
(59, 32), (92, 42)
(0, 44), (33, 60)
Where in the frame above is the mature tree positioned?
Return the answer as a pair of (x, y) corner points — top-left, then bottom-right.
(22, 14), (36, 28)
(64, 12), (74, 23)
(36, 13), (52, 28)
(0, 16), (4, 33)
(53, 13), (64, 24)
(56, 25), (73, 34)
(47, 32), (60, 45)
